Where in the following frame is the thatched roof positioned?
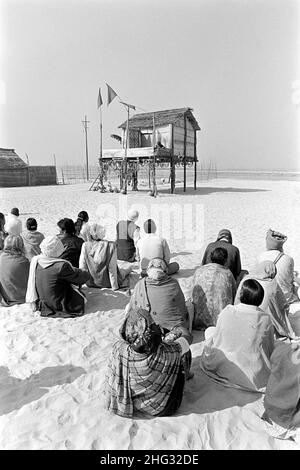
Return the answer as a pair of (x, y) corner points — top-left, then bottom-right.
(118, 107), (201, 131)
(0, 148), (28, 170)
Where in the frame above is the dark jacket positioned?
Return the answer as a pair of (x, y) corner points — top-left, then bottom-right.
(59, 234), (84, 268)
(116, 220), (139, 262)
(35, 261), (90, 317)
(0, 252), (30, 305)
(202, 240), (241, 280)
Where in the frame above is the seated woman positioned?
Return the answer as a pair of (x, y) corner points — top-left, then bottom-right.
(79, 223), (131, 290)
(262, 340), (300, 441)
(57, 218), (84, 268)
(257, 229), (299, 304)
(191, 247), (236, 329)
(200, 279), (274, 392)
(26, 235), (90, 318)
(129, 258), (192, 338)
(235, 260), (296, 340)
(74, 211), (91, 242)
(128, 257), (193, 377)
(104, 306), (190, 417)
(0, 235), (30, 306)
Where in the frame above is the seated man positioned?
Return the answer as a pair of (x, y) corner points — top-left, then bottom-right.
(116, 209), (140, 262)
(257, 229), (299, 304)
(202, 229), (243, 282)
(4, 207), (22, 236)
(136, 219), (179, 276)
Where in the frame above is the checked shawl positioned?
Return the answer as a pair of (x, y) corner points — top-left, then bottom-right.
(104, 339), (182, 418)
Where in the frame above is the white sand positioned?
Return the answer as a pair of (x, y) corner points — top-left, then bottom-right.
(0, 178), (299, 450)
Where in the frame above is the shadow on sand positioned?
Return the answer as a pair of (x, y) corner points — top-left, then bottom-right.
(84, 287), (130, 314)
(0, 365), (86, 415)
(129, 186), (269, 196)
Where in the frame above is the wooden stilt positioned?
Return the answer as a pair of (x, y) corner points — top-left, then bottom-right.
(183, 112), (187, 192)
(170, 155), (175, 194)
(132, 159), (138, 191)
(194, 129), (197, 190)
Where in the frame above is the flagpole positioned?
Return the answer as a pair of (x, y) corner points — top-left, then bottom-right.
(152, 113), (157, 196)
(99, 103), (104, 189)
(82, 115), (90, 181)
(122, 105), (130, 194)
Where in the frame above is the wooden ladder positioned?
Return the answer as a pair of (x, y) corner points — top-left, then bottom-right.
(89, 173), (101, 191)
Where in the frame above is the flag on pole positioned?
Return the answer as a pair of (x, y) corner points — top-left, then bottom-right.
(106, 83), (118, 106)
(97, 88), (103, 108)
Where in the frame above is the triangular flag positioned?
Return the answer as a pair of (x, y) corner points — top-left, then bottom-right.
(97, 88), (103, 108)
(106, 83), (118, 106)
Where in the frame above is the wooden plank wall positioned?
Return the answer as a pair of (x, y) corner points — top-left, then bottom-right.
(0, 166), (57, 187)
(173, 119), (195, 157)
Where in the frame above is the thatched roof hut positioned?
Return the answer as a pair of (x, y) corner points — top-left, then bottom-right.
(0, 148), (28, 169)
(0, 148), (57, 187)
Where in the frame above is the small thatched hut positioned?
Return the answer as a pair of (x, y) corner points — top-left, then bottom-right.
(0, 148), (57, 187)
(0, 148), (29, 187)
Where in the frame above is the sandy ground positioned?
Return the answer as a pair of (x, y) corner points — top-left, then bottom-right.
(0, 178), (299, 450)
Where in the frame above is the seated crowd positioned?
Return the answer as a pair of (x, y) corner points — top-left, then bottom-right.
(0, 207), (299, 439)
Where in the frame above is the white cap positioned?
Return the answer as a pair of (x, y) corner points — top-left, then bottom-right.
(128, 208), (139, 222)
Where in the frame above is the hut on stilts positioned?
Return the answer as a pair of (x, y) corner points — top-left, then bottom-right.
(89, 107), (200, 194)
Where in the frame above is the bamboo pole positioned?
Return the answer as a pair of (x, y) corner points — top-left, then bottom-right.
(183, 112), (187, 192)
(99, 104), (104, 190)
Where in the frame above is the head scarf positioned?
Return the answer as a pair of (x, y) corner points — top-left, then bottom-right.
(4, 234), (24, 255)
(89, 223), (106, 241)
(87, 224), (108, 264)
(266, 229), (287, 252)
(120, 307), (162, 354)
(250, 260), (277, 281)
(40, 235), (65, 258)
(216, 229), (232, 244)
(147, 257), (169, 282)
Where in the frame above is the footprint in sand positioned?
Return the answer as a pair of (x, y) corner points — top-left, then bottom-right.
(64, 439), (73, 450)
(83, 340), (98, 360)
(91, 439), (101, 450)
(57, 411), (71, 426)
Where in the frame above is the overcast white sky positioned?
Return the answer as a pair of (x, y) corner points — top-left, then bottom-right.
(1, 0), (299, 169)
